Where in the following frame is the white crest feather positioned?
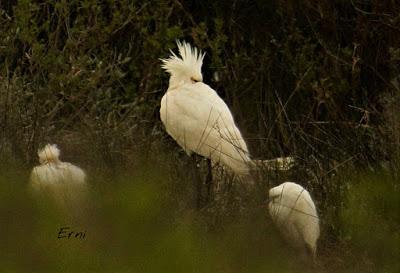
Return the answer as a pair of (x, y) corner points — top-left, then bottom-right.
(38, 144), (60, 164)
(160, 41), (205, 80)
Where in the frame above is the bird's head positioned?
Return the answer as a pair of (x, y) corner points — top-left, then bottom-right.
(38, 144), (61, 164)
(160, 41), (205, 89)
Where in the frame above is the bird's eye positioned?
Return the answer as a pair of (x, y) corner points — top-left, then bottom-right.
(190, 77), (198, 83)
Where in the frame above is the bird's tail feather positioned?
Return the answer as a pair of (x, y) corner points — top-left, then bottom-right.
(252, 156), (295, 171)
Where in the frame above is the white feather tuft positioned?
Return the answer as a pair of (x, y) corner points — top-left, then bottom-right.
(160, 41), (205, 84)
(38, 144), (61, 164)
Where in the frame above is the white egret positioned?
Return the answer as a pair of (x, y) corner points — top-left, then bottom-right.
(268, 182), (320, 260)
(160, 41), (293, 177)
(30, 144), (87, 212)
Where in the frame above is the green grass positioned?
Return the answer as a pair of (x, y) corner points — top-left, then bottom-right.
(0, 160), (399, 273)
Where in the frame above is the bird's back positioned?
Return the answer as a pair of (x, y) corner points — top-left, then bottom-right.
(160, 82), (251, 174)
(30, 161), (87, 207)
(269, 182), (320, 258)
(31, 162), (86, 187)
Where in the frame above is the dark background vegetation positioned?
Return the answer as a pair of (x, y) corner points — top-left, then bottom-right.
(0, 0), (399, 272)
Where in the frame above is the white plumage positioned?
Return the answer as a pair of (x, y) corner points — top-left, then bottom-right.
(160, 41), (293, 176)
(268, 182), (320, 260)
(30, 144), (87, 211)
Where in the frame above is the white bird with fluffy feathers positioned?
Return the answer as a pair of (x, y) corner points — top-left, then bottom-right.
(268, 182), (320, 260)
(160, 41), (293, 176)
(30, 144), (87, 211)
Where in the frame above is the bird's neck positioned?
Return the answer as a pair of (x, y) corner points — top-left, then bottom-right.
(168, 75), (190, 91)
(41, 160), (60, 166)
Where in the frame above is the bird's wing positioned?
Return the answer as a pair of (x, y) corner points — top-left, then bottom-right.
(160, 82), (250, 173)
(60, 163), (87, 185)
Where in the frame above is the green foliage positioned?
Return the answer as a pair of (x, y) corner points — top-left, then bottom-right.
(1, 0), (399, 165)
(341, 172), (400, 272)
(1, 162), (399, 272)
(0, 164), (288, 273)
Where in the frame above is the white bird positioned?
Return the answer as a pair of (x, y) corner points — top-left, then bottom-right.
(30, 144), (87, 212)
(160, 41), (293, 176)
(268, 182), (320, 260)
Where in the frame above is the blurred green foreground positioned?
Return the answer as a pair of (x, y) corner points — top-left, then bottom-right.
(0, 162), (398, 273)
